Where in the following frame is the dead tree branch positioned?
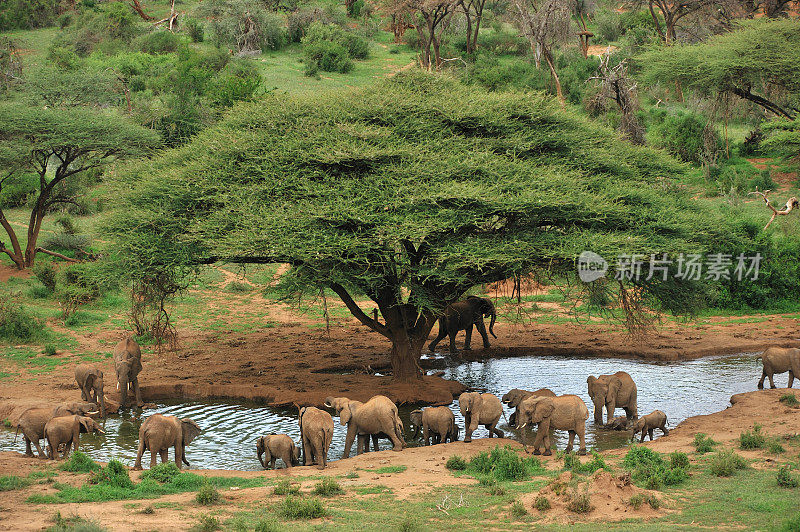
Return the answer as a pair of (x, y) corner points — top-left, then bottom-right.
(749, 188), (799, 229)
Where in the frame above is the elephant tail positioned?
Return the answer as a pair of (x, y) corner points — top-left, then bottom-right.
(14, 424), (20, 442)
(394, 414), (405, 448)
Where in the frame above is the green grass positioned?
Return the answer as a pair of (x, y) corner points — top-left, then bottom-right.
(0, 475), (31, 491)
(312, 478), (343, 496)
(372, 465), (406, 474)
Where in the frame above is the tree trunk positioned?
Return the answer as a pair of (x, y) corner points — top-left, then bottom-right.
(465, 11), (472, 55)
(390, 332), (424, 381)
(542, 45), (564, 106)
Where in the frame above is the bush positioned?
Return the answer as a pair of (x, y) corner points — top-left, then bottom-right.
(534, 495), (551, 511)
(312, 478), (343, 496)
(0, 297), (44, 342)
(780, 394), (800, 407)
(0, 172), (37, 207)
(446, 455), (467, 471)
(739, 424), (766, 450)
(33, 262), (57, 292)
(0, 0), (59, 31)
(708, 449), (747, 477)
(61, 451), (100, 473)
(693, 433), (717, 454)
(54, 2), (140, 56)
(566, 485), (592, 513)
(254, 520), (280, 532)
(778, 465), (799, 488)
(200, 0), (287, 53)
(768, 440), (786, 454)
(466, 446), (539, 481)
(782, 513), (800, 532)
(273, 479), (300, 495)
(41, 233), (92, 253)
(190, 515), (221, 532)
(136, 31), (180, 54)
(208, 61), (262, 108)
(649, 109), (720, 165)
(47, 512), (107, 532)
(564, 451), (607, 474)
(184, 18), (204, 43)
(44, 344), (57, 355)
(140, 462), (180, 483)
(623, 446), (687, 489)
(279, 496), (325, 519)
(510, 500), (527, 518)
(670, 452), (690, 470)
(301, 22), (368, 75)
(90, 461), (134, 489)
(0, 475), (31, 491)
(628, 493), (645, 510)
(287, 7), (326, 43)
(594, 9), (623, 43)
(196, 483), (220, 505)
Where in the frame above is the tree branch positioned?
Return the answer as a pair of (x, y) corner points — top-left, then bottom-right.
(730, 87), (795, 119)
(329, 282), (392, 339)
(34, 247), (81, 263)
(749, 188), (799, 229)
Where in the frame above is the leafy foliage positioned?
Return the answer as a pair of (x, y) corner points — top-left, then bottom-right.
(739, 424), (766, 450)
(198, 0), (287, 53)
(302, 22), (369, 75)
(623, 445), (688, 489)
(467, 446), (543, 481)
(60, 451), (100, 473)
(708, 449), (747, 477)
(312, 478), (343, 496)
(279, 496), (326, 519)
(0, 297), (44, 342)
(140, 462), (180, 483)
(445, 455), (467, 470)
(0, 0), (59, 31)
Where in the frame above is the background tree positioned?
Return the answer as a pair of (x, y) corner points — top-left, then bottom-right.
(460, 0), (488, 55)
(407, 0), (457, 69)
(638, 19), (800, 119)
(0, 103), (160, 269)
(107, 73), (735, 382)
(644, 0), (713, 44)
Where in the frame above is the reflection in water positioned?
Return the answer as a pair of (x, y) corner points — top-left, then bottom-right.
(0, 353), (760, 470)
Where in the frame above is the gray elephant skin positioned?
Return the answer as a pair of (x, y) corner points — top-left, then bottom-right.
(74, 364), (107, 417)
(517, 394), (588, 455)
(410, 406), (459, 445)
(299, 406), (334, 469)
(428, 296), (497, 354)
(459, 392), (504, 442)
(44, 414), (104, 459)
(587, 371), (638, 425)
(758, 347), (800, 389)
(134, 413), (201, 470)
(630, 410), (669, 442)
(325, 395), (405, 458)
(15, 403), (100, 458)
(256, 434), (301, 469)
(502, 388), (556, 428)
(114, 337), (143, 408)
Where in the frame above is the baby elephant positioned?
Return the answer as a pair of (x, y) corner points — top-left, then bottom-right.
(630, 410), (669, 443)
(256, 434), (301, 469)
(44, 415), (105, 460)
(410, 407), (458, 445)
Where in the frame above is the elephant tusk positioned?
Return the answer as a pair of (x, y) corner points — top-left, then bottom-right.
(518, 423), (527, 429)
(97, 429), (106, 434)
(87, 411), (99, 415)
(324, 402), (332, 408)
(116, 382), (120, 390)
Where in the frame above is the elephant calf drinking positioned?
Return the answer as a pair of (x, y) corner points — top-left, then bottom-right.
(256, 434), (301, 469)
(410, 406), (458, 445)
(517, 394), (588, 456)
(758, 347), (800, 389)
(630, 410), (669, 442)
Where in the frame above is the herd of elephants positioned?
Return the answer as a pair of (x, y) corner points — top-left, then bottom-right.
(9, 298), (800, 470)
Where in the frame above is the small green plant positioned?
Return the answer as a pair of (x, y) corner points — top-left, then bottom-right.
(708, 449), (748, 477)
(279, 496), (326, 519)
(47, 512), (106, 532)
(254, 519), (280, 532)
(623, 445), (687, 489)
(3, 418), (11, 428)
(670, 451), (690, 469)
(61, 451), (99, 473)
(566, 485), (593, 513)
(769, 439), (787, 454)
(0, 475), (31, 491)
(647, 495), (661, 509)
(488, 484), (506, 496)
(777, 465), (799, 488)
(510, 500), (527, 518)
(344, 470), (359, 479)
(693, 433), (717, 453)
(312, 478), (343, 496)
(140, 505), (154, 514)
(564, 450), (607, 474)
(534, 495), (551, 511)
(140, 462), (180, 483)
(225, 281), (252, 293)
(190, 514), (221, 532)
(196, 483), (220, 505)
(375, 465), (407, 474)
(90, 460), (133, 488)
(273, 479), (300, 495)
(781, 512), (800, 532)
(446, 455), (467, 471)
(629, 493), (645, 509)
(740, 424), (766, 450)
(397, 517), (420, 532)
(44, 344), (58, 356)
(780, 394), (800, 408)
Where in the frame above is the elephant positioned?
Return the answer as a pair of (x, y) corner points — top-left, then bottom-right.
(428, 296), (497, 354)
(52, 402), (100, 419)
(607, 416), (630, 431)
(501, 388), (557, 428)
(517, 394), (588, 456)
(74, 364), (107, 417)
(298, 406), (334, 469)
(630, 410), (669, 443)
(133, 413), (201, 470)
(458, 392), (504, 442)
(114, 337), (143, 409)
(758, 347), (800, 389)
(43, 415), (104, 460)
(256, 434), (301, 469)
(324, 395), (405, 458)
(15, 403), (99, 458)
(587, 371), (638, 425)
(409, 406), (459, 445)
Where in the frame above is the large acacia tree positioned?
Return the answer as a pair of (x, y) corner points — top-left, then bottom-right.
(108, 73), (733, 382)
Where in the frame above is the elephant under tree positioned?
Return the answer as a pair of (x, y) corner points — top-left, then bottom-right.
(502, 388), (556, 428)
(428, 296), (498, 354)
(517, 394), (588, 456)
(459, 392), (504, 442)
(15, 403), (99, 458)
(630, 410), (669, 443)
(134, 413), (201, 470)
(410, 406), (459, 445)
(298, 406), (334, 469)
(74, 364), (107, 417)
(43, 415), (104, 460)
(758, 347), (800, 389)
(114, 337), (143, 408)
(325, 395), (405, 458)
(587, 371), (638, 425)
(256, 434), (301, 469)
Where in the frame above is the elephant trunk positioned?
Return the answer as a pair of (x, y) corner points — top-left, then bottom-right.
(99, 392), (106, 418)
(592, 397), (603, 424)
(488, 307), (497, 339)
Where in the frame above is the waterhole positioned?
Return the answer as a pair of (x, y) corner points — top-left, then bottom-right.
(1, 353), (763, 470)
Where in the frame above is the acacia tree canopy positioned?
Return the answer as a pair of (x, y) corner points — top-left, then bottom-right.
(108, 73), (735, 381)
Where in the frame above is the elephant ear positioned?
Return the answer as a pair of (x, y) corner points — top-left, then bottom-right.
(182, 420), (202, 445)
(537, 399), (555, 420)
(340, 403), (353, 426)
(608, 377), (622, 400)
(256, 436), (265, 455)
(587, 376), (596, 390)
(78, 416), (92, 433)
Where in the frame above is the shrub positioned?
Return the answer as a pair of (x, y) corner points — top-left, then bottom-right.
(649, 109), (720, 165)
(445, 455), (467, 471)
(184, 18), (204, 43)
(739, 424), (766, 450)
(136, 31), (180, 54)
(190, 515), (221, 532)
(0, 475), (31, 491)
(780, 394), (800, 408)
(782, 513), (800, 532)
(777, 465), (799, 488)
(628, 493), (645, 510)
(623, 445), (687, 489)
(254, 520), (280, 532)
(208, 61), (262, 108)
(534, 495), (551, 511)
(510, 500), (527, 518)
(33, 262), (57, 292)
(768, 440), (786, 454)
(0, 297), (44, 342)
(196, 483), (220, 505)
(565, 451), (607, 474)
(55, 2), (140, 56)
(200, 0), (287, 53)
(90, 461), (134, 489)
(287, 7), (326, 43)
(60, 451), (100, 473)
(708, 449), (747, 477)
(693, 433), (717, 454)
(594, 9), (623, 43)
(273, 479), (300, 495)
(566, 485), (592, 513)
(44, 344), (57, 356)
(279, 496), (325, 519)
(301, 22), (368, 74)
(140, 462), (180, 483)
(47, 512), (106, 532)
(670, 452), (690, 470)
(312, 478), (343, 496)
(0, 0), (59, 31)
(41, 233), (92, 252)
